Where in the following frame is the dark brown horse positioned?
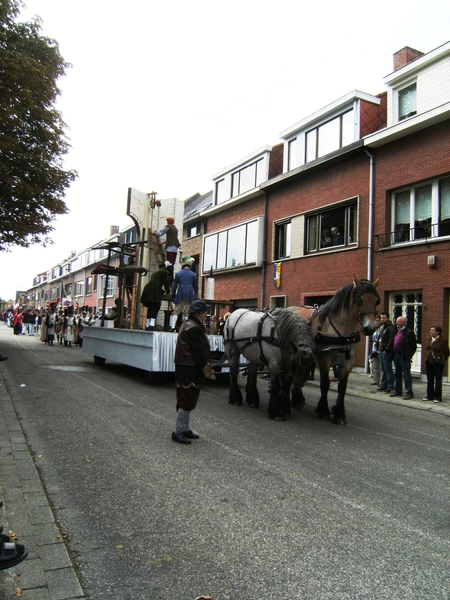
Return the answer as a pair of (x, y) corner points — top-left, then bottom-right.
(291, 275), (380, 425)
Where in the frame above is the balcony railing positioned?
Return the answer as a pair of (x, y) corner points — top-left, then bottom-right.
(376, 221), (450, 248)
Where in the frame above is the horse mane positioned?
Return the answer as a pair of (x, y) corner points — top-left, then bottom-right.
(319, 279), (378, 321)
(271, 308), (315, 356)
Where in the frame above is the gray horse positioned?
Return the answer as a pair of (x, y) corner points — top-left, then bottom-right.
(223, 308), (316, 420)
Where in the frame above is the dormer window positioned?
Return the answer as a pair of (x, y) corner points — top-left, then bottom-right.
(231, 159), (264, 198)
(305, 110), (354, 162)
(398, 82), (417, 120)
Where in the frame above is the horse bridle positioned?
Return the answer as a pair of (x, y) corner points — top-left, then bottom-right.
(308, 281), (380, 346)
(354, 281), (380, 324)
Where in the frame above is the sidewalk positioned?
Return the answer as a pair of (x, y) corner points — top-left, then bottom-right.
(335, 369), (450, 417)
(0, 366), (448, 599)
(0, 372), (86, 599)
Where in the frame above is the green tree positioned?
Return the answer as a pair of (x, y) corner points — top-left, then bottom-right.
(0, 0), (77, 249)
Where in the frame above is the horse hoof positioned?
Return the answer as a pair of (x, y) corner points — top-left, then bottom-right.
(248, 403), (259, 409)
(333, 417), (347, 425)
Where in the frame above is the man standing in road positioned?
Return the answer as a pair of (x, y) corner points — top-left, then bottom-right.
(171, 299), (212, 445)
(390, 315), (417, 400)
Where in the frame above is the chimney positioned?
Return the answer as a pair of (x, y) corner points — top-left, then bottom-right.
(110, 225), (119, 236)
(393, 46), (424, 71)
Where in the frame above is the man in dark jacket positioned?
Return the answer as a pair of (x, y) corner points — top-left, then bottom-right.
(171, 299), (212, 444)
(390, 316), (417, 399)
(378, 312), (396, 393)
(140, 262), (171, 330)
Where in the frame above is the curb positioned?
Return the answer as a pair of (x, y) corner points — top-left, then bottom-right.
(0, 373), (86, 599)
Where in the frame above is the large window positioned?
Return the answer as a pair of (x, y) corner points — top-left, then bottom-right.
(99, 275), (114, 298)
(305, 110), (354, 162)
(274, 220), (291, 260)
(231, 160), (264, 198)
(202, 219), (261, 273)
(305, 201), (357, 254)
(398, 83), (417, 121)
(75, 281), (84, 297)
(392, 176), (450, 243)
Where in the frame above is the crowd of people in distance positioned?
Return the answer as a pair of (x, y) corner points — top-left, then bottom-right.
(1, 305), (104, 348)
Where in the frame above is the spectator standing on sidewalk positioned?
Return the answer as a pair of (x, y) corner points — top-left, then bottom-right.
(423, 325), (449, 403)
(390, 316), (417, 400)
(370, 315), (382, 386)
(378, 312), (396, 393)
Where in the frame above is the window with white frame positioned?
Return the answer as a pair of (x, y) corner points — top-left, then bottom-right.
(188, 222), (200, 238)
(85, 277), (92, 295)
(274, 220), (291, 260)
(392, 175), (450, 243)
(231, 159), (265, 198)
(202, 219), (261, 273)
(305, 201), (357, 254)
(98, 274), (114, 298)
(398, 82), (417, 121)
(305, 110), (354, 162)
(75, 281), (84, 297)
(215, 179), (228, 204)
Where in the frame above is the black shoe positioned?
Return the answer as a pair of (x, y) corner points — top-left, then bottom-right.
(184, 430), (200, 439)
(171, 432), (191, 444)
(0, 541), (28, 570)
(0, 355), (8, 361)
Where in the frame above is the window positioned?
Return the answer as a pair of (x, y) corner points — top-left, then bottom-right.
(99, 275), (114, 298)
(398, 83), (417, 120)
(391, 176), (450, 243)
(50, 288), (57, 299)
(216, 179), (228, 204)
(231, 160), (264, 198)
(305, 110), (354, 162)
(270, 296), (286, 309)
(75, 281), (84, 297)
(188, 222), (200, 238)
(202, 219), (261, 273)
(288, 139), (298, 171)
(274, 221), (291, 260)
(65, 283), (72, 297)
(392, 291), (422, 344)
(85, 277), (92, 295)
(305, 201), (357, 254)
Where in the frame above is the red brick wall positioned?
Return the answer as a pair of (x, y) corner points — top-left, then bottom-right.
(372, 121), (450, 352)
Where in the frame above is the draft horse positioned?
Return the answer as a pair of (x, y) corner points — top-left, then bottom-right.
(223, 307), (316, 420)
(291, 275), (380, 425)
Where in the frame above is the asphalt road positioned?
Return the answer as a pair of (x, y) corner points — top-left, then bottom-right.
(1, 328), (449, 599)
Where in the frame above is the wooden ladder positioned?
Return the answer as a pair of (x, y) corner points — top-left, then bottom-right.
(151, 231), (166, 265)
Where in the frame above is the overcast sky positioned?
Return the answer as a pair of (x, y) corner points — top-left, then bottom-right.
(1, 0), (449, 301)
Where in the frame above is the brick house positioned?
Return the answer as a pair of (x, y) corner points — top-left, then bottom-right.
(198, 40), (450, 376)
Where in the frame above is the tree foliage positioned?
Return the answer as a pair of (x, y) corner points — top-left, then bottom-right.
(0, 0), (77, 250)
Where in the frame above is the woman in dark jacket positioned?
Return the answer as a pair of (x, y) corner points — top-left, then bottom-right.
(423, 325), (450, 403)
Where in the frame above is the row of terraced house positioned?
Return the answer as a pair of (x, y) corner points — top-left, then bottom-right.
(27, 41), (450, 377)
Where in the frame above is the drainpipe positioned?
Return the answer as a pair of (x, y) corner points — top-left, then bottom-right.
(260, 191), (268, 310)
(364, 148), (375, 374)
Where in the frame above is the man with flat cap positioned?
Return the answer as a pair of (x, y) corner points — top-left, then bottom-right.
(171, 299), (213, 444)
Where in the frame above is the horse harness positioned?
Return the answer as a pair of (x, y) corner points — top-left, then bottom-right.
(303, 304), (361, 361)
(303, 280), (379, 357)
(227, 311), (280, 366)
